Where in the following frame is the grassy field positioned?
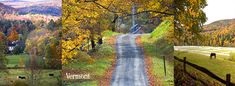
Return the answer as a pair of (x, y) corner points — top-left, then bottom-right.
(0, 54), (60, 86)
(175, 46), (235, 84)
(0, 69), (61, 86)
(6, 54), (44, 68)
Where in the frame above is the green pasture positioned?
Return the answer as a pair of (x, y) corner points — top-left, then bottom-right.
(175, 50), (235, 83)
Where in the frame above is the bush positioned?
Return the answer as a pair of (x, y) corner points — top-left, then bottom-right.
(229, 52), (235, 62)
(12, 45), (24, 54)
(94, 44), (114, 58)
(74, 51), (94, 64)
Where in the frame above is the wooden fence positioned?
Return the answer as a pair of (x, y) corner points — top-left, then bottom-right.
(174, 56), (235, 86)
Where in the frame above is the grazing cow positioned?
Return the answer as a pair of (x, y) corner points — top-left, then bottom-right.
(18, 76), (26, 79)
(210, 53), (216, 59)
(49, 74), (54, 76)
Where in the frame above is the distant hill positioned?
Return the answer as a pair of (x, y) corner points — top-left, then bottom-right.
(18, 5), (61, 16)
(0, 2), (16, 14)
(201, 19), (235, 46)
(0, 0), (61, 16)
(203, 19), (235, 34)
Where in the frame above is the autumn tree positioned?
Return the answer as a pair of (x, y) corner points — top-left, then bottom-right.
(7, 27), (19, 42)
(45, 37), (61, 69)
(62, 0), (175, 64)
(174, 0), (207, 45)
(25, 28), (51, 56)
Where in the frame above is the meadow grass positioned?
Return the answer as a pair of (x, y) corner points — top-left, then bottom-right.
(175, 51), (235, 83)
(6, 54), (44, 68)
(6, 54), (30, 67)
(0, 69), (61, 86)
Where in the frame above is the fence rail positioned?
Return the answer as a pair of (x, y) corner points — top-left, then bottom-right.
(174, 56), (235, 86)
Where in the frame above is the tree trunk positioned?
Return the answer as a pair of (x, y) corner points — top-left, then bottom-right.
(91, 40), (96, 49)
(98, 37), (103, 45)
(111, 14), (118, 32)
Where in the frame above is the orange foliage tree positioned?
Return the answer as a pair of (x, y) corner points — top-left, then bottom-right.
(7, 27), (19, 42)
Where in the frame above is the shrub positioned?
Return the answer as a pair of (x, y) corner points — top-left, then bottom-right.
(12, 45), (24, 54)
(74, 51), (94, 64)
(94, 44), (114, 58)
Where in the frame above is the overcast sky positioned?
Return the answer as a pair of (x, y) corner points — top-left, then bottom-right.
(203, 0), (235, 24)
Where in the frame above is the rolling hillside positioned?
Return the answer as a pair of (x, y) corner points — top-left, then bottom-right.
(0, 0), (61, 16)
(203, 18), (235, 34)
(0, 2), (16, 14)
(201, 19), (235, 46)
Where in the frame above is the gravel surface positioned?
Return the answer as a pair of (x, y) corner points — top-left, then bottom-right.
(111, 34), (148, 86)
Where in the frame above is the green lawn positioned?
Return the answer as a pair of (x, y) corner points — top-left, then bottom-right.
(175, 50), (235, 83)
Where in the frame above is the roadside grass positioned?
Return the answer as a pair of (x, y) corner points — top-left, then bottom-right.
(141, 34), (174, 86)
(63, 44), (115, 86)
(102, 30), (120, 38)
(174, 51), (235, 83)
(66, 81), (97, 86)
(63, 51), (115, 76)
(0, 69), (61, 86)
(140, 20), (174, 86)
(63, 30), (118, 86)
(151, 20), (172, 39)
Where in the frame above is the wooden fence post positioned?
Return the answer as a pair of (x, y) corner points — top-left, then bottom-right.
(183, 57), (186, 72)
(163, 56), (166, 77)
(226, 74), (231, 86)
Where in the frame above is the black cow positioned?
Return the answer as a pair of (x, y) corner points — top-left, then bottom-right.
(49, 74), (54, 76)
(18, 76), (26, 79)
(210, 53), (216, 59)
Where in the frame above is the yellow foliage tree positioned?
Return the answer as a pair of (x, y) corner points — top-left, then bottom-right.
(62, 0), (175, 64)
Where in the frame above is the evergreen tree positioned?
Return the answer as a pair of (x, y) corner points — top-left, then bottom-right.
(47, 19), (55, 31)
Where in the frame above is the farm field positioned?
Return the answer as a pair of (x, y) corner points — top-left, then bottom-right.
(174, 46), (235, 84)
(0, 54), (61, 86)
(0, 69), (61, 86)
(6, 54), (44, 68)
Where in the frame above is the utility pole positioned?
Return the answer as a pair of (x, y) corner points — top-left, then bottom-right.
(132, 3), (136, 26)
